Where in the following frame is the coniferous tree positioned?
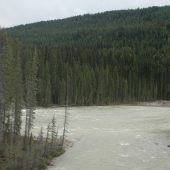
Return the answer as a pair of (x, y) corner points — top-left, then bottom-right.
(24, 48), (38, 146)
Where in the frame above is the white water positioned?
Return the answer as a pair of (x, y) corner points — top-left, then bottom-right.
(31, 105), (170, 170)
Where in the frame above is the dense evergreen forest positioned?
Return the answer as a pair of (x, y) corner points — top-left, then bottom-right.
(0, 31), (65, 170)
(7, 6), (170, 106)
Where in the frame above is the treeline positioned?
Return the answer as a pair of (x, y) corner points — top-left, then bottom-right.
(7, 6), (170, 106)
(0, 31), (65, 170)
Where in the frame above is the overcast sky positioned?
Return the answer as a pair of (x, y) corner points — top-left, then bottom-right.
(1, 0), (170, 28)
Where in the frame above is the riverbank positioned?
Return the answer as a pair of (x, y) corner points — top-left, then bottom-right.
(36, 100), (170, 109)
(0, 136), (65, 170)
(138, 100), (170, 107)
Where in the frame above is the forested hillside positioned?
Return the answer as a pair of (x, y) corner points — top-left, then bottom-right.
(7, 6), (170, 106)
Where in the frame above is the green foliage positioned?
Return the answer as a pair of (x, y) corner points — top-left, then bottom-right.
(0, 30), (65, 170)
(7, 6), (170, 105)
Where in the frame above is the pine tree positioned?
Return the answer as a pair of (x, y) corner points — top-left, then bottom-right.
(24, 48), (38, 147)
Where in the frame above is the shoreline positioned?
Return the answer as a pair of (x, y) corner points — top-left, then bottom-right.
(35, 100), (170, 109)
(0, 136), (65, 170)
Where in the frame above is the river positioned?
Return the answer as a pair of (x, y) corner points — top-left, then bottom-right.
(31, 105), (170, 170)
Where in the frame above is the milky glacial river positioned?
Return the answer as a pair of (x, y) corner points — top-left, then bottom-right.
(31, 106), (170, 170)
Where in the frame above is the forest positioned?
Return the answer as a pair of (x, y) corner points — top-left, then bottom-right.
(5, 6), (170, 106)
(0, 30), (66, 170)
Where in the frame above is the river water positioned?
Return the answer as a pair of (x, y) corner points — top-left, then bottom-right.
(31, 105), (170, 170)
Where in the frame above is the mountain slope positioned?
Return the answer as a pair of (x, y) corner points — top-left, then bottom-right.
(7, 6), (170, 43)
(7, 6), (170, 106)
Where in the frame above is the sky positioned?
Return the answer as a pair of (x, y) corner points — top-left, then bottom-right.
(0, 0), (170, 28)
